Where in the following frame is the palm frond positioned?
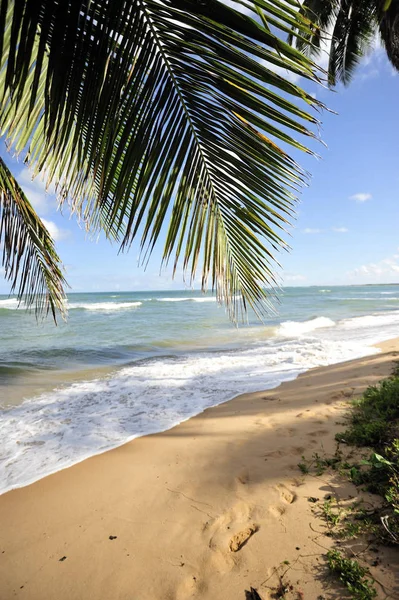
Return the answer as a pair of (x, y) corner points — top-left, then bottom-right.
(1, 0), (325, 320)
(289, 0), (378, 86)
(328, 0), (377, 85)
(378, 0), (399, 73)
(0, 157), (67, 319)
(287, 0), (340, 56)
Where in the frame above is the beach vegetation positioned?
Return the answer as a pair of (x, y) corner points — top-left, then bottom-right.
(0, 0), (324, 321)
(321, 498), (342, 528)
(297, 368), (399, 597)
(336, 375), (399, 448)
(326, 549), (377, 600)
(297, 449), (342, 476)
(334, 369), (399, 542)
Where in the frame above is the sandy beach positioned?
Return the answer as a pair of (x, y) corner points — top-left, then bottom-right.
(1, 339), (399, 600)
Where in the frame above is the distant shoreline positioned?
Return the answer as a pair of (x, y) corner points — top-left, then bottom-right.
(2, 282), (399, 296)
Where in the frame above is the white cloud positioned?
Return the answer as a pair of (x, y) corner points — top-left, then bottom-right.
(332, 227), (348, 233)
(41, 219), (71, 242)
(19, 169), (56, 215)
(347, 250), (399, 283)
(302, 228), (322, 234)
(358, 37), (390, 80)
(349, 192), (372, 203)
(284, 273), (306, 282)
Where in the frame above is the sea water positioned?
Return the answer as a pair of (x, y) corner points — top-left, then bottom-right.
(1, 284), (399, 494)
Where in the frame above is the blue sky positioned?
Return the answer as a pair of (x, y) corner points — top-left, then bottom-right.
(1, 35), (398, 294)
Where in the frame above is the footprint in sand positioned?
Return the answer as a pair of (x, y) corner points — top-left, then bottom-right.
(263, 449), (287, 459)
(276, 427), (297, 437)
(306, 429), (329, 437)
(291, 446), (306, 455)
(236, 471), (250, 485)
(276, 484), (296, 504)
(269, 505), (285, 518)
(228, 524), (258, 552)
(254, 418), (273, 429)
(290, 477), (304, 488)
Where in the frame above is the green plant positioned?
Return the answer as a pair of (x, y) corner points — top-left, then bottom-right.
(335, 515), (378, 540)
(326, 550), (377, 600)
(336, 377), (399, 449)
(298, 460), (309, 475)
(322, 499), (342, 528)
(297, 449), (342, 476)
(0, 159), (67, 318)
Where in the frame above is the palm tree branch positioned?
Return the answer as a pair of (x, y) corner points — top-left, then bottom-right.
(0, 157), (67, 319)
(1, 0), (325, 320)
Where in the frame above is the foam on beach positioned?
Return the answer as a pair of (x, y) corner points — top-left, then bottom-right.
(0, 321), (385, 495)
(67, 301), (142, 311)
(2, 285), (399, 494)
(0, 298), (21, 309)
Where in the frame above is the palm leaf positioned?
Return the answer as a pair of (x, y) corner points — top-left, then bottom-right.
(289, 0), (378, 86)
(378, 0), (399, 73)
(328, 0), (377, 85)
(1, 0), (325, 320)
(287, 0), (340, 56)
(0, 157), (67, 319)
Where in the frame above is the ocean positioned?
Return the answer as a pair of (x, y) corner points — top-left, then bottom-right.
(1, 284), (399, 494)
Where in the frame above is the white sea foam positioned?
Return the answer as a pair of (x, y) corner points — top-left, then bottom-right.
(2, 300), (399, 495)
(0, 298), (21, 309)
(157, 297), (216, 302)
(0, 333), (379, 494)
(68, 301), (142, 311)
(336, 297), (399, 301)
(319, 289), (331, 293)
(340, 313), (399, 330)
(277, 316), (336, 337)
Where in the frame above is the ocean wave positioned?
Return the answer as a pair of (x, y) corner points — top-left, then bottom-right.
(0, 335), (378, 494)
(340, 312), (399, 330)
(319, 289), (331, 293)
(335, 297), (399, 301)
(277, 316), (336, 337)
(0, 298), (21, 309)
(68, 301), (142, 311)
(157, 297), (216, 302)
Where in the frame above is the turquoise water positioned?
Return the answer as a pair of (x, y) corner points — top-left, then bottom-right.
(1, 284), (399, 493)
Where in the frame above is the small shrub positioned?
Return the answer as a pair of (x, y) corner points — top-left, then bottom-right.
(326, 550), (377, 600)
(336, 377), (399, 449)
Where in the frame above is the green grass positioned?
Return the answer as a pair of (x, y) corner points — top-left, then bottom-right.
(321, 498), (342, 528)
(335, 375), (399, 448)
(297, 450), (342, 477)
(327, 550), (377, 600)
(294, 369), (399, 598)
(334, 370), (399, 541)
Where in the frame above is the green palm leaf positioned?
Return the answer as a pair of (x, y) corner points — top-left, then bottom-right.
(1, 0), (324, 320)
(288, 0), (378, 86)
(0, 157), (67, 319)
